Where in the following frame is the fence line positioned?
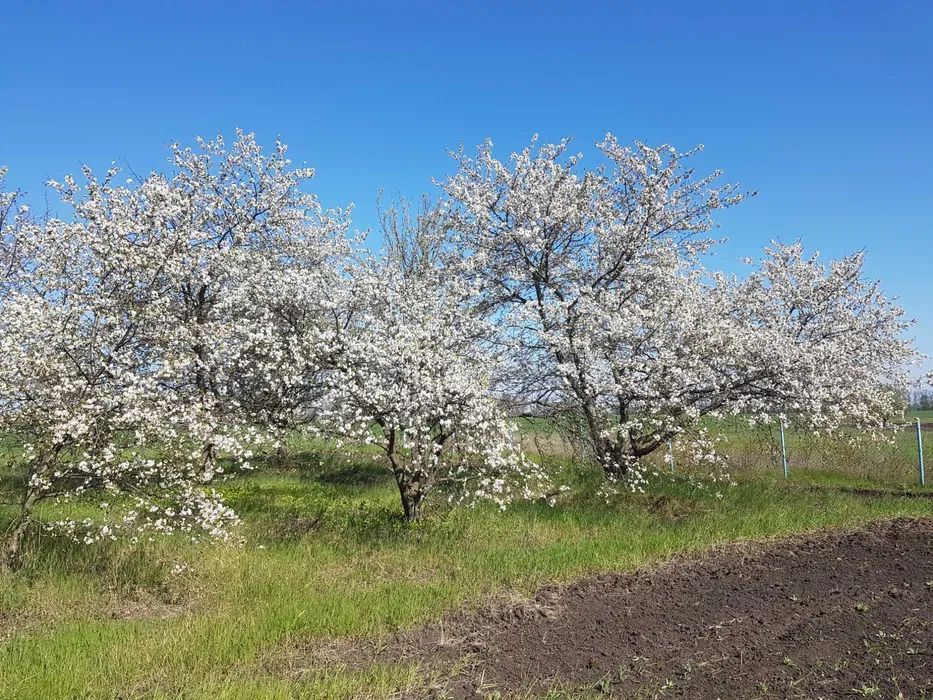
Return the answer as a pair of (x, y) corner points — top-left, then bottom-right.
(662, 418), (931, 488)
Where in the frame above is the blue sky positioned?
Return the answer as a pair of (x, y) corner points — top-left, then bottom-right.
(2, 1), (931, 373)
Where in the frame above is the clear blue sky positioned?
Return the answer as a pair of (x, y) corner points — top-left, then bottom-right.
(2, 1), (931, 373)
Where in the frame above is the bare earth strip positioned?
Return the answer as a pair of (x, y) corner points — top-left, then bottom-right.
(320, 518), (933, 698)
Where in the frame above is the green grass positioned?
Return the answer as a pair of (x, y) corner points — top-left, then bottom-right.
(0, 444), (931, 700)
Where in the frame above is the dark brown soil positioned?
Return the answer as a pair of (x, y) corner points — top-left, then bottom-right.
(345, 518), (933, 698)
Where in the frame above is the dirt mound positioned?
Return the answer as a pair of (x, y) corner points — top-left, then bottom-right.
(349, 518), (933, 698)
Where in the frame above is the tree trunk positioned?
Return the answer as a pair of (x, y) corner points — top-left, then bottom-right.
(1, 513), (32, 573)
(395, 476), (427, 522)
(598, 440), (632, 479)
(2, 478), (45, 573)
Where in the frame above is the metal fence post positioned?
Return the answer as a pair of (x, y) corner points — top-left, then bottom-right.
(668, 439), (675, 473)
(917, 418), (926, 487)
(780, 421), (788, 479)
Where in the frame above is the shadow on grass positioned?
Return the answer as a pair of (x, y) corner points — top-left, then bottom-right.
(798, 484), (933, 500)
(0, 521), (179, 595)
(10, 442), (922, 584)
(246, 449), (394, 489)
(220, 471), (432, 548)
(310, 460), (391, 487)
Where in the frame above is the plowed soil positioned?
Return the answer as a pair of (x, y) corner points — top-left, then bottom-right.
(344, 518), (933, 698)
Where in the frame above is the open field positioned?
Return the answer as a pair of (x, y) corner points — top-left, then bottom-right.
(1, 431), (932, 700)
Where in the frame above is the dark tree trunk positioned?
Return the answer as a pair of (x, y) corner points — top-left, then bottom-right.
(597, 440), (633, 479)
(395, 475), (427, 522)
(1, 503), (34, 573)
(0, 518), (29, 572)
(383, 430), (431, 522)
(593, 423), (671, 479)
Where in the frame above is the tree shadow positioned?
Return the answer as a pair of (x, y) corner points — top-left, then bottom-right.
(310, 460), (391, 487)
(3, 523), (180, 594)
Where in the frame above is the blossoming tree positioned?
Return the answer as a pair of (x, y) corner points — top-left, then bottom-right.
(319, 202), (547, 520)
(0, 200), (243, 569)
(0, 133), (351, 567)
(441, 135), (913, 480)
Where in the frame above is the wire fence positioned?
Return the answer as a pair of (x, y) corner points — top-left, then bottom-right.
(520, 416), (932, 490)
(670, 418), (931, 489)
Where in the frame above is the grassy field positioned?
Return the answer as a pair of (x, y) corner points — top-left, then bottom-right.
(0, 433), (931, 700)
